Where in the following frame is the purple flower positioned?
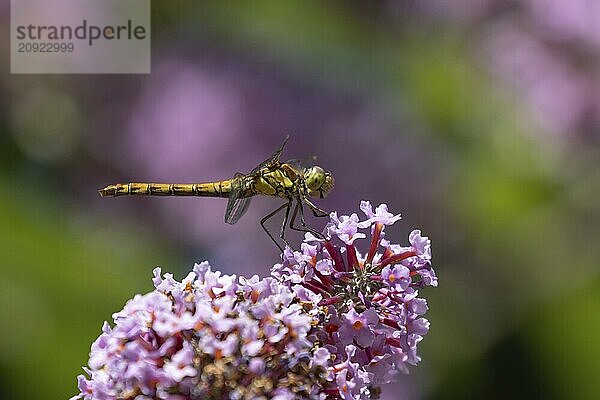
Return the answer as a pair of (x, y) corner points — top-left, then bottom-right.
(409, 229), (429, 254)
(381, 264), (411, 291)
(419, 268), (439, 287)
(274, 201), (438, 399)
(312, 347), (332, 369)
(72, 263), (328, 400)
(333, 345), (371, 400)
(338, 308), (379, 347)
(358, 201), (402, 228)
(327, 212), (366, 245)
(163, 342), (197, 382)
(73, 201), (437, 400)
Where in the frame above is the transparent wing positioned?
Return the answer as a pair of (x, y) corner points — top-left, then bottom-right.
(224, 196), (252, 225)
(282, 155), (316, 172)
(224, 174), (252, 225)
(250, 135), (290, 173)
(225, 136), (289, 224)
(283, 159), (304, 171)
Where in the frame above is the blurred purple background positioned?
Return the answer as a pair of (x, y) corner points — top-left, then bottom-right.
(1, 1), (599, 400)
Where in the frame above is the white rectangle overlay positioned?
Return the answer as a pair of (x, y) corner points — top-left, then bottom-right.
(11, 0), (150, 74)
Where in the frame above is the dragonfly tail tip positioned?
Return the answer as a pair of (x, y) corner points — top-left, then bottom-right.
(98, 186), (112, 197)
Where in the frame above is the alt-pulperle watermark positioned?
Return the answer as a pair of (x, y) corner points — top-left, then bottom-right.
(11, 0), (150, 74)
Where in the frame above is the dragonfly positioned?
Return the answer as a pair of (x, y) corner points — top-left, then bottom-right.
(98, 136), (334, 250)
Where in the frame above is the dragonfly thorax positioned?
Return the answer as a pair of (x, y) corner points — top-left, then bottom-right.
(304, 166), (335, 199)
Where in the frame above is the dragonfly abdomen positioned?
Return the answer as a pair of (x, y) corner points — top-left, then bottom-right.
(98, 181), (233, 198)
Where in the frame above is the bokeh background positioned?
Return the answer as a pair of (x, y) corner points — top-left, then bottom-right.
(1, 1), (599, 399)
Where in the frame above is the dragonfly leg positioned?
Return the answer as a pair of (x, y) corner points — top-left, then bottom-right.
(260, 202), (289, 252)
(279, 199), (294, 249)
(290, 198), (325, 238)
(303, 197), (329, 218)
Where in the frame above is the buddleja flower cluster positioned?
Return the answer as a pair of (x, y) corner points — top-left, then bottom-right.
(72, 201), (437, 400)
(71, 264), (328, 400)
(272, 201), (436, 399)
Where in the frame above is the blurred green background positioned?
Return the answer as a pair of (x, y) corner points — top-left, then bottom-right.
(1, 1), (599, 399)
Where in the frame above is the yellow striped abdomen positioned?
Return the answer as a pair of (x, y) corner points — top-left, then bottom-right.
(98, 180), (234, 198)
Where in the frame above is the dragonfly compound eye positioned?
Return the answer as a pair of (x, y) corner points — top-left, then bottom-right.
(306, 167), (334, 198)
(305, 166), (326, 191)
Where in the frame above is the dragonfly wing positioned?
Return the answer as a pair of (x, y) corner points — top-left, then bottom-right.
(225, 196), (251, 225)
(225, 136), (289, 224)
(224, 174), (252, 225)
(250, 135), (290, 173)
(283, 158), (304, 171)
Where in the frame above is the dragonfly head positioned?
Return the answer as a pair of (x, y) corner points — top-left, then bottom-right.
(304, 166), (335, 198)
